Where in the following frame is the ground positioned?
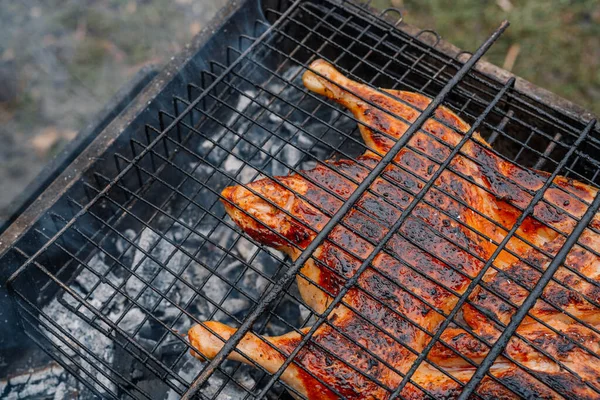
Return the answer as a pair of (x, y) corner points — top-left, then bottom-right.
(0, 0), (598, 222)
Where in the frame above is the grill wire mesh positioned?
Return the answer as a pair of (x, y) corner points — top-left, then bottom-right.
(4, 0), (600, 399)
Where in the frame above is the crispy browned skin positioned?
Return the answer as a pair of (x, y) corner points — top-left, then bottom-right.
(189, 59), (600, 399)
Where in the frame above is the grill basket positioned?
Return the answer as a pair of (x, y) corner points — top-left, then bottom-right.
(2, 0), (600, 399)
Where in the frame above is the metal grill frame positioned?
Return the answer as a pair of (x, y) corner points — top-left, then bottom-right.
(2, 0), (600, 399)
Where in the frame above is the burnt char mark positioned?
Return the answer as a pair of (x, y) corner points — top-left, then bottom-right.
(470, 144), (544, 192)
(334, 295), (418, 365)
(491, 255), (593, 317)
(476, 266), (590, 326)
(479, 163), (530, 206)
(303, 164), (356, 200)
(545, 187), (588, 218)
(395, 148), (437, 180)
(586, 284), (600, 305)
(329, 158), (371, 183)
(409, 131), (451, 163)
(320, 243), (360, 277)
(491, 367), (559, 400)
(244, 221), (301, 250)
(400, 217), (483, 278)
(373, 253), (456, 311)
(343, 208), (387, 242)
(287, 218), (315, 249)
(564, 244), (595, 276)
(369, 130), (395, 153)
(301, 313), (408, 399)
(530, 369), (598, 400)
(317, 243), (359, 296)
(424, 186), (462, 219)
(485, 269), (531, 302)
(505, 163), (545, 191)
(358, 154), (381, 169)
(543, 282), (587, 309)
(357, 192), (403, 227)
(469, 146), (534, 205)
(372, 178), (413, 210)
(529, 329), (579, 358)
(363, 107), (392, 133)
(371, 178), (413, 205)
(416, 384), (463, 400)
(469, 286), (515, 326)
(531, 201), (572, 233)
(386, 234), (470, 294)
(303, 182), (342, 216)
(295, 339), (381, 399)
(446, 172), (470, 200)
(328, 224), (373, 260)
(262, 329), (339, 400)
(382, 163), (424, 195)
(315, 267), (346, 298)
(504, 260), (543, 288)
(476, 376), (523, 400)
(344, 287), (426, 353)
(429, 329), (489, 365)
(412, 203), (474, 251)
(554, 175), (596, 203)
(291, 198), (329, 232)
(358, 269), (433, 323)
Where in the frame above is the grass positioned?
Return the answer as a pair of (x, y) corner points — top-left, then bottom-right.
(373, 0), (600, 116)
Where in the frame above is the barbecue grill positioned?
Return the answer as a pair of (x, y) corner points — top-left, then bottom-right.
(1, 0), (599, 398)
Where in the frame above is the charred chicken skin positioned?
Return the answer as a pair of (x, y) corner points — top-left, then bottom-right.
(189, 59), (600, 399)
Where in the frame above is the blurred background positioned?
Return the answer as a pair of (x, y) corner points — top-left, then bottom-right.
(0, 0), (598, 223)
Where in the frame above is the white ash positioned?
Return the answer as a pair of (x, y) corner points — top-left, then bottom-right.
(165, 352), (256, 400)
(41, 297), (116, 395)
(222, 153), (244, 174)
(34, 64), (344, 398)
(1, 362), (92, 399)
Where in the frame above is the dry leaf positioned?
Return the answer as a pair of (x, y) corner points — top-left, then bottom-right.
(189, 22), (202, 36)
(503, 43), (521, 71)
(496, 0), (513, 12)
(99, 40), (126, 63)
(30, 127), (77, 156)
(125, 56), (163, 75)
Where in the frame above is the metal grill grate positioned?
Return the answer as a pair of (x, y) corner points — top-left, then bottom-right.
(4, 0), (600, 399)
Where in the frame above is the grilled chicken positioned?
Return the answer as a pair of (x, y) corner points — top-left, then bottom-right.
(189, 59), (600, 399)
